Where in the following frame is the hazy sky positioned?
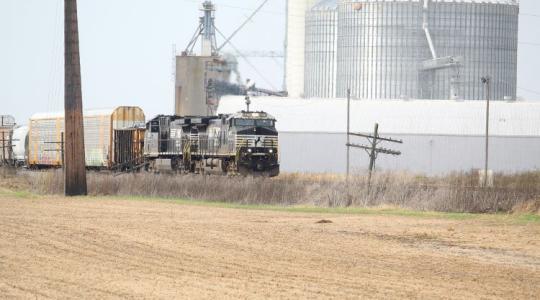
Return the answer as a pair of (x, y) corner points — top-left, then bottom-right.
(2, 0), (539, 124)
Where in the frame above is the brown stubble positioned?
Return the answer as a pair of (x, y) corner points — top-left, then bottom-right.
(0, 196), (538, 299)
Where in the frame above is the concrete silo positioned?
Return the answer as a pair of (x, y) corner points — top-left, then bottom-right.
(285, 0), (320, 98)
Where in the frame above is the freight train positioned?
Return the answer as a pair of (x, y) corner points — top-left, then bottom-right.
(5, 106), (279, 177)
(144, 110), (279, 176)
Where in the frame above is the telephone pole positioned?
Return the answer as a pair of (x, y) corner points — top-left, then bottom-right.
(347, 123), (403, 187)
(481, 76), (491, 188)
(367, 123), (379, 183)
(64, 0), (87, 196)
(346, 88), (351, 180)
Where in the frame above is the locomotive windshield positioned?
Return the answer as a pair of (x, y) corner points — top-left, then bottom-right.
(234, 119), (275, 128)
(256, 119), (274, 127)
(234, 119), (255, 127)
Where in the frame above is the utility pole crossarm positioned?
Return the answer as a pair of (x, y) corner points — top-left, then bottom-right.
(346, 143), (371, 151)
(346, 143), (402, 156)
(374, 148), (402, 156)
(348, 132), (403, 144)
(345, 123), (403, 188)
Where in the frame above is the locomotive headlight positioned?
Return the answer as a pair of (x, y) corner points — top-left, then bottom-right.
(268, 149), (274, 153)
(247, 148), (252, 153)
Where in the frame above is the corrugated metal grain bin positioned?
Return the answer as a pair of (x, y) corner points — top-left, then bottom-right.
(298, 0), (519, 100)
(305, 0), (338, 98)
(0, 115), (16, 163)
(28, 107), (145, 168)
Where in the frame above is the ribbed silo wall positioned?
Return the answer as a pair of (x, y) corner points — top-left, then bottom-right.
(304, 4), (338, 98)
(420, 2), (519, 100)
(336, 0), (427, 99)
(286, 0), (320, 98)
(332, 0), (518, 100)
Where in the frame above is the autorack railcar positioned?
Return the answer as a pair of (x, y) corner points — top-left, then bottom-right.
(27, 107), (145, 169)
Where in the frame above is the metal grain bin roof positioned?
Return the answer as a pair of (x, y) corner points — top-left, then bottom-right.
(218, 96), (540, 137)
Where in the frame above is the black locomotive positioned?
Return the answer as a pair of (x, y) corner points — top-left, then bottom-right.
(143, 111), (279, 176)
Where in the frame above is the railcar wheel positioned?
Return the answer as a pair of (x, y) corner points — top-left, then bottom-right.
(238, 165), (251, 176)
(221, 160), (229, 173)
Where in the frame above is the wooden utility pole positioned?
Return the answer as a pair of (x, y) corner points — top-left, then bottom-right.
(367, 123), (379, 184)
(481, 76), (491, 188)
(347, 123), (403, 187)
(64, 0), (87, 196)
(346, 88), (351, 180)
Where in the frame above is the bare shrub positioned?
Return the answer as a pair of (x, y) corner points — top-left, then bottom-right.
(21, 170), (540, 214)
(512, 199), (540, 215)
(0, 167), (29, 191)
(0, 166), (17, 179)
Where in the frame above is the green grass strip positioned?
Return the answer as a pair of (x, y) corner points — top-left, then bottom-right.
(1, 189), (538, 223)
(97, 194), (540, 223)
(0, 188), (35, 199)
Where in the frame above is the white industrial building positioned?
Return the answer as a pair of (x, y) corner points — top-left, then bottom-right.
(219, 96), (540, 175)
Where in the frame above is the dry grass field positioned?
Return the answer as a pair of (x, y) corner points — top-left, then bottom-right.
(16, 170), (540, 213)
(0, 192), (539, 299)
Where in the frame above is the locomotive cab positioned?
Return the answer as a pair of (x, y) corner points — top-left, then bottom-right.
(229, 111), (279, 176)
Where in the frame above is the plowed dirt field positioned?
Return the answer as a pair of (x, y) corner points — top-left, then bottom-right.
(0, 195), (539, 299)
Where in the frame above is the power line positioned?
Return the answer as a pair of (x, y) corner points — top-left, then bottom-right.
(217, 0), (270, 51)
(517, 86), (540, 96)
(490, 78), (540, 97)
(47, 0), (62, 113)
(215, 27), (277, 90)
(180, 0), (285, 16)
(214, 1), (282, 17)
(184, 1), (540, 20)
(519, 42), (540, 46)
(521, 13), (540, 18)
